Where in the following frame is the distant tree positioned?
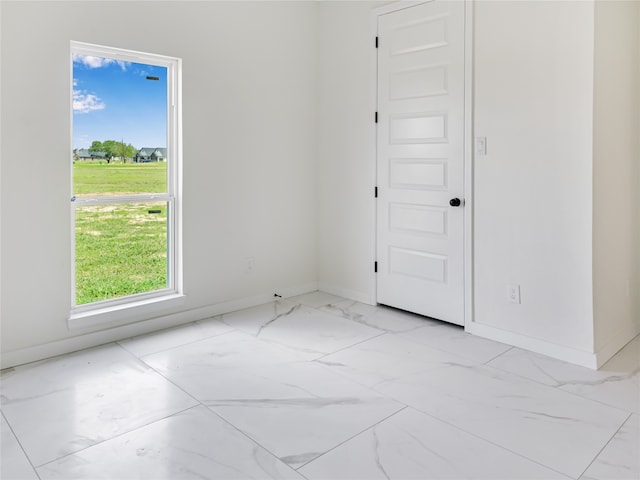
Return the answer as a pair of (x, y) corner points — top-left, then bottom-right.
(88, 139), (137, 163)
(115, 141), (126, 162)
(88, 140), (104, 153)
(102, 140), (118, 159)
(87, 140), (110, 163)
(110, 140), (136, 162)
(124, 143), (137, 159)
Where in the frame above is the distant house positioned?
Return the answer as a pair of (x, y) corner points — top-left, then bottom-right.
(74, 149), (109, 160)
(135, 147), (167, 162)
(74, 149), (91, 159)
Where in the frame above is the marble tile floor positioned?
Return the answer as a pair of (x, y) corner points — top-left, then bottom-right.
(1, 291), (638, 480)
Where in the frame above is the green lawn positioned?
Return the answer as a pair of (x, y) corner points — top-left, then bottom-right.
(74, 161), (167, 196)
(74, 162), (169, 305)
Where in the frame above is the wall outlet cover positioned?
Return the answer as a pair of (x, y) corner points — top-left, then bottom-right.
(507, 284), (521, 304)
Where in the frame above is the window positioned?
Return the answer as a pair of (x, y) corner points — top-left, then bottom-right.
(70, 42), (181, 317)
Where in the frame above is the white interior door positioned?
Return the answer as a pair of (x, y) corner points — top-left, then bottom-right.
(376, 0), (466, 325)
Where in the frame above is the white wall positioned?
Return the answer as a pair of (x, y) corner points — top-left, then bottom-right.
(316, 1), (638, 367)
(2, 1), (637, 368)
(316, 0), (600, 355)
(637, 4), (640, 340)
(472, 1), (596, 353)
(316, 1), (384, 303)
(592, 0), (640, 354)
(0, 1), (319, 359)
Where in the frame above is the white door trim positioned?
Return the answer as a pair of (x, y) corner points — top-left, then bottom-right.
(463, 0), (474, 330)
(371, 0), (474, 328)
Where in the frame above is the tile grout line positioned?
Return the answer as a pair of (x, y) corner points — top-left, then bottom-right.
(365, 366), (583, 479)
(390, 331), (513, 366)
(313, 330), (388, 363)
(36, 335), (300, 477)
(361, 352), (636, 478)
(196, 402), (307, 478)
(33, 403), (201, 471)
(484, 357), (639, 415)
(574, 411), (633, 480)
(483, 345), (514, 365)
(118, 324), (241, 359)
(313, 300), (430, 336)
(1, 409), (42, 479)
(314, 302), (388, 332)
(123, 300), (403, 477)
(6, 293), (635, 479)
(294, 404), (410, 472)
(390, 405), (576, 480)
(223, 299), (386, 361)
(1, 341), (122, 373)
(126, 340), (305, 477)
(305, 298), (397, 361)
(20, 341), (220, 469)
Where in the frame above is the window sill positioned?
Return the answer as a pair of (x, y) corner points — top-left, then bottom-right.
(68, 293), (186, 331)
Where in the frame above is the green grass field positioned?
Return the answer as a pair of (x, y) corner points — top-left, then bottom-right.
(73, 161), (167, 196)
(74, 162), (169, 305)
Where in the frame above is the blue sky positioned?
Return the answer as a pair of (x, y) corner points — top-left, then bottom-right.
(73, 55), (167, 150)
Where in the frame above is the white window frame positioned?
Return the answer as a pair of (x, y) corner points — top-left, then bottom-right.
(69, 41), (183, 327)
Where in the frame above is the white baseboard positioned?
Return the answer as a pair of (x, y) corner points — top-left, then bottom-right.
(317, 282), (374, 305)
(465, 321), (599, 369)
(1, 282), (318, 369)
(594, 323), (640, 368)
(8, 282), (630, 372)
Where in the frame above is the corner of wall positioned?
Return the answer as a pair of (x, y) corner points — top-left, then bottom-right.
(634, 0), (640, 344)
(473, 0), (595, 355)
(592, 0), (640, 359)
(315, 1), (382, 303)
(0, 1), (321, 362)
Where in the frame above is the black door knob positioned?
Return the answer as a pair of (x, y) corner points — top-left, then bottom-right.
(449, 198), (462, 207)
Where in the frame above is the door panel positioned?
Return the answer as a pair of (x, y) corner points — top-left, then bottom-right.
(376, 1), (465, 325)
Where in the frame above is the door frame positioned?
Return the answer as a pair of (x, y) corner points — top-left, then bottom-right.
(371, 0), (474, 328)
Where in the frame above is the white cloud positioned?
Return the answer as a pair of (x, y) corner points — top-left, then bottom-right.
(73, 54), (129, 71)
(73, 89), (105, 113)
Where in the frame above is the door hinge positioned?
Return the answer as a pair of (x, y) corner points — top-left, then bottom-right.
(375, 111), (378, 123)
(375, 36), (379, 48)
(374, 261), (378, 273)
(374, 186), (378, 198)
